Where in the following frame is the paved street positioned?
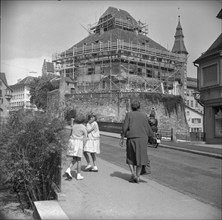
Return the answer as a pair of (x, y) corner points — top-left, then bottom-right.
(99, 135), (222, 208)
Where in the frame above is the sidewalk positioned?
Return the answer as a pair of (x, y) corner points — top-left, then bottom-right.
(100, 131), (222, 159)
(58, 156), (221, 219)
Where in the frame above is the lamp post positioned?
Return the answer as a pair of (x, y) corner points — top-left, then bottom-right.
(193, 91), (204, 107)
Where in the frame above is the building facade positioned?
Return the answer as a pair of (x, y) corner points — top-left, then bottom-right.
(42, 59), (55, 76)
(9, 76), (37, 112)
(186, 77), (203, 113)
(185, 105), (203, 132)
(0, 72), (12, 124)
(52, 7), (188, 98)
(194, 9), (222, 144)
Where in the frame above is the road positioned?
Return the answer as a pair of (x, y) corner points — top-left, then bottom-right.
(99, 135), (222, 209)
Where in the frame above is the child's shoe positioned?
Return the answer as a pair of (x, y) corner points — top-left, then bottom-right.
(90, 166), (98, 172)
(77, 173), (84, 180)
(65, 168), (72, 179)
(84, 165), (92, 171)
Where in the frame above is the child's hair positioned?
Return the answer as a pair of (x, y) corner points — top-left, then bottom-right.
(88, 114), (97, 121)
(74, 113), (86, 124)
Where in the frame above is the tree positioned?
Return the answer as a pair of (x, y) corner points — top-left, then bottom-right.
(29, 74), (60, 111)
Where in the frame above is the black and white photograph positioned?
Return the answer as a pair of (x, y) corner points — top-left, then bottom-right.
(0, 0), (222, 219)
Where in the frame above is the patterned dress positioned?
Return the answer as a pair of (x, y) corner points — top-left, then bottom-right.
(84, 121), (100, 154)
(67, 124), (88, 158)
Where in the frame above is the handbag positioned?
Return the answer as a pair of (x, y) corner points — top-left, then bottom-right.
(141, 160), (151, 175)
(148, 136), (157, 144)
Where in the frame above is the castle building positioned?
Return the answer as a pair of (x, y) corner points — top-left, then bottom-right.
(52, 7), (188, 98)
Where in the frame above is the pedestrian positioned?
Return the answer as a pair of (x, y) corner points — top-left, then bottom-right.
(120, 99), (154, 183)
(148, 109), (158, 133)
(83, 114), (100, 172)
(141, 109), (158, 175)
(65, 114), (88, 180)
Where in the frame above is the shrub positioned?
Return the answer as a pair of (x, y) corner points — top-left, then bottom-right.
(0, 110), (66, 210)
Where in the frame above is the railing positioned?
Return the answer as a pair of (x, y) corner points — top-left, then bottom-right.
(98, 122), (205, 142)
(190, 132), (205, 142)
(52, 40), (186, 63)
(98, 121), (122, 134)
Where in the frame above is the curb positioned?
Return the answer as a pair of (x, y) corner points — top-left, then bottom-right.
(159, 144), (222, 159)
(100, 133), (222, 159)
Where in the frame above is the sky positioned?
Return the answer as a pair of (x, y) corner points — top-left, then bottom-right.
(1, 0), (222, 85)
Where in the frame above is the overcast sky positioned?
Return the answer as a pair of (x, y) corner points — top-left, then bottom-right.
(1, 0), (221, 85)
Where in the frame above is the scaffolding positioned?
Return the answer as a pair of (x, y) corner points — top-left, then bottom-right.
(89, 16), (148, 35)
(52, 39), (187, 94)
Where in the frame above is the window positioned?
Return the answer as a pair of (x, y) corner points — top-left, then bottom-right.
(214, 107), (222, 137)
(71, 88), (75, 94)
(88, 68), (94, 75)
(191, 100), (193, 107)
(146, 69), (152, 77)
(191, 128), (202, 132)
(192, 118), (201, 123)
(186, 111), (190, 115)
(195, 101), (198, 108)
(186, 100), (189, 106)
(0, 89), (2, 97)
(137, 68), (142, 76)
(202, 63), (218, 87)
(102, 81), (106, 89)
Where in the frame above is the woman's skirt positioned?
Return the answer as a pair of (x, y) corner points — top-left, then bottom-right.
(126, 137), (148, 166)
(66, 138), (84, 158)
(84, 138), (100, 154)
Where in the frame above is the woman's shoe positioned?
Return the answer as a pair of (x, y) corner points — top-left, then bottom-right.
(65, 168), (72, 179)
(77, 173), (84, 180)
(84, 165), (92, 171)
(129, 174), (136, 183)
(134, 176), (140, 183)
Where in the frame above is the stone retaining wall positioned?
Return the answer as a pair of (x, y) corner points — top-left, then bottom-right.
(47, 88), (189, 133)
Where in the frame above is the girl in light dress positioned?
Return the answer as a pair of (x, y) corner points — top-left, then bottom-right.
(65, 114), (88, 180)
(84, 114), (100, 172)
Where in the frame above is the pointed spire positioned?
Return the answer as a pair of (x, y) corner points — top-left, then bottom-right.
(172, 15), (188, 55)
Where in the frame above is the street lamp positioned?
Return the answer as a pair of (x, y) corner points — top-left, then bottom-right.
(193, 91), (204, 106)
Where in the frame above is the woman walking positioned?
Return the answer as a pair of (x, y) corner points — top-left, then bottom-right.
(84, 114), (100, 172)
(65, 114), (88, 180)
(120, 99), (153, 183)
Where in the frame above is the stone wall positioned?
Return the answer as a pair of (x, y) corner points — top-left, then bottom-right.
(47, 84), (189, 133)
(47, 89), (60, 118)
(68, 93), (188, 132)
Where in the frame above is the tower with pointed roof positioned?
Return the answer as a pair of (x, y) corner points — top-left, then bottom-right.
(172, 15), (188, 99)
(52, 7), (187, 95)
